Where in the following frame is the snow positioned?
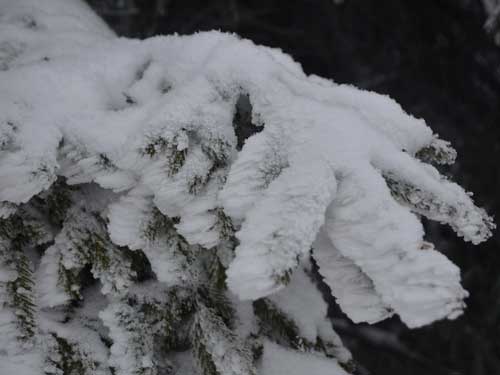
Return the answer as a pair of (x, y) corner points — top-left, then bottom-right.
(108, 188), (194, 286)
(268, 260), (332, 340)
(322, 167), (469, 327)
(40, 308), (111, 375)
(219, 129), (286, 223)
(167, 350), (199, 375)
(99, 302), (155, 375)
(36, 245), (71, 308)
(259, 340), (348, 375)
(268, 259), (352, 363)
(39, 204), (135, 299)
(1, 0), (493, 316)
(0, 284), (41, 375)
(192, 304), (257, 375)
(0, 0), (495, 373)
(226, 157), (336, 299)
(314, 228), (393, 324)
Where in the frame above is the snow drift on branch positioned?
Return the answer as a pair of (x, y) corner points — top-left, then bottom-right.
(0, 0), (494, 346)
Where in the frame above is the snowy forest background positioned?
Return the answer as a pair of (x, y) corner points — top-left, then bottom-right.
(84, 1), (500, 375)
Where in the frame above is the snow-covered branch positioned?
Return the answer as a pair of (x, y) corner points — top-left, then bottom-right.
(0, 0), (494, 374)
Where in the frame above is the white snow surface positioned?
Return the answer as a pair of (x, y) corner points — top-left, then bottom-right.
(0, 287), (40, 375)
(313, 228), (393, 324)
(268, 259), (352, 363)
(259, 340), (349, 375)
(0, 0), (495, 356)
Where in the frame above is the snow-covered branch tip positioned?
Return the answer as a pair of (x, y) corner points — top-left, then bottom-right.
(0, 0), (495, 374)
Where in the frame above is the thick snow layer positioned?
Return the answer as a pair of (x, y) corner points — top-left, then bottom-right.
(259, 340), (348, 375)
(323, 168), (469, 327)
(36, 244), (70, 308)
(0, 0), (495, 358)
(100, 302), (155, 375)
(193, 304), (257, 375)
(108, 188), (194, 285)
(268, 260), (352, 363)
(313, 229), (393, 324)
(226, 158), (336, 299)
(39, 309), (111, 375)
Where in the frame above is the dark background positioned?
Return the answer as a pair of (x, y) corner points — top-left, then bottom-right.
(85, 1), (500, 374)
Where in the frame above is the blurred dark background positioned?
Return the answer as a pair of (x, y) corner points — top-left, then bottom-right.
(85, 1), (500, 374)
